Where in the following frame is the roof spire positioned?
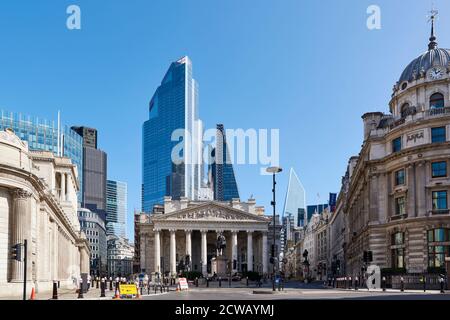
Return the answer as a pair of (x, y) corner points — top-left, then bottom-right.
(428, 5), (439, 50)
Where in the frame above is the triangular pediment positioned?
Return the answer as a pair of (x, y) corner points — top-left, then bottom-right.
(152, 202), (269, 223)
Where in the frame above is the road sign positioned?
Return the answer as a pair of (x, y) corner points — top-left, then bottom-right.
(179, 278), (189, 290)
(119, 284), (138, 295)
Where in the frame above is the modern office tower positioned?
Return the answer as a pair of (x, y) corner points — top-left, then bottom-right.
(106, 180), (127, 238)
(283, 168), (306, 228)
(71, 126), (108, 212)
(0, 110), (83, 200)
(210, 124), (240, 201)
(142, 56), (203, 212)
(306, 204), (329, 221)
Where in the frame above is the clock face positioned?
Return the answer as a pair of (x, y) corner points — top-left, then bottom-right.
(428, 67), (445, 80)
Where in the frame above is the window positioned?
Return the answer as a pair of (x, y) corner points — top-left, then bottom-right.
(391, 232), (405, 269)
(432, 161), (447, 178)
(392, 137), (402, 153)
(428, 229), (450, 269)
(395, 197), (406, 216)
(392, 232), (405, 245)
(432, 191), (448, 211)
(431, 127), (446, 143)
(395, 169), (405, 186)
(430, 93), (445, 109)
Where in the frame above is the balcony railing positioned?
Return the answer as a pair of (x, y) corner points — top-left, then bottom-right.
(427, 107), (450, 117)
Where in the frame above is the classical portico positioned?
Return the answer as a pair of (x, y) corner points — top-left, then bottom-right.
(138, 198), (270, 277)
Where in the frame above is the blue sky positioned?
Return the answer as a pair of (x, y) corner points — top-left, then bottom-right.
(0, 0), (449, 240)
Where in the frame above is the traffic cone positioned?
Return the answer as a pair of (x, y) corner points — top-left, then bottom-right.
(29, 288), (36, 300)
(113, 291), (121, 300)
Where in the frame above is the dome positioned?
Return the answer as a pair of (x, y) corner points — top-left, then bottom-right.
(399, 48), (450, 83)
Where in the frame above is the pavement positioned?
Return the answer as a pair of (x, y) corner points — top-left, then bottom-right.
(1, 281), (449, 300)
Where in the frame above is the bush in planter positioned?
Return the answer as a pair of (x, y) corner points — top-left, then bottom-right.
(180, 271), (203, 280)
(380, 268), (406, 276)
(242, 271), (261, 281)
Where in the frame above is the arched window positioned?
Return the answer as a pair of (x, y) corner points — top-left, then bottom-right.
(430, 93), (445, 109)
(400, 103), (410, 118)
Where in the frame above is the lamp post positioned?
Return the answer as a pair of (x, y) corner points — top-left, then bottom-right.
(266, 166), (282, 292)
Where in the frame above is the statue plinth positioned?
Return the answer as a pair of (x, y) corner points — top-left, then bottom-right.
(211, 256), (228, 277)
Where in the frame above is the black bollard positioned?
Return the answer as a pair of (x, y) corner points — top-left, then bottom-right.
(109, 279), (113, 291)
(400, 277), (404, 292)
(100, 279), (106, 297)
(440, 277), (445, 294)
(96, 278), (99, 289)
(355, 277), (358, 290)
(52, 281), (58, 300)
(382, 277), (386, 292)
(423, 276), (426, 292)
(219, 277), (222, 288)
(207, 278), (209, 288)
(78, 279), (84, 299)
(246, 277), (249, 287)
(229, 276), (232, 288)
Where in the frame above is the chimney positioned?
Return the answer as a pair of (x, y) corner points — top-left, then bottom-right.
(361, 112), (383, 140)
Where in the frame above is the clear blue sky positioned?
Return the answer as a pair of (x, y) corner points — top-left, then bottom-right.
(0, 0), (449, 240)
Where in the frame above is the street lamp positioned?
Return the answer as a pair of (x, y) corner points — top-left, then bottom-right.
(266, 166), (282, 291)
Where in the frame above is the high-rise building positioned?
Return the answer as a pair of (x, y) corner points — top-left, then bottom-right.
(283, 168), (306, 228)
(71, 126), (107, 212)
(142, 56), (202, 212)
(0, 110), (83, 201)
(210, 124), (240, 201)
(106, 180), (127, 238)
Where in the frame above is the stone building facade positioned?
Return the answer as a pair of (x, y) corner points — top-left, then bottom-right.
(338, 31), (450, 278)
(0, 129), (90, 297)
(137, 197), (270, 277)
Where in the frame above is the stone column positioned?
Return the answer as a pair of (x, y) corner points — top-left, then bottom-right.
(231, 231), (238, 273)
(169, 230), (176, 275)
(262, 231), (268, 274)
(9, 189), (32, 282)
(185, 230), (192, 262)
(201, 230), (208, 275)
(154, 230), (161, 273)
(247, 231), (253, 272)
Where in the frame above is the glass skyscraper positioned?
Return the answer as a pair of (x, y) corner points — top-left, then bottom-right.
(210, 124), (240, 201)
(0, 110), (83, 201)
(142, 56), (202, 212)
(283, 168), (306, 228)
(106, 180), (127, 238)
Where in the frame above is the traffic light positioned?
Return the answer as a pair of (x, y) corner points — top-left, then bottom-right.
(11, 244), (22, 261)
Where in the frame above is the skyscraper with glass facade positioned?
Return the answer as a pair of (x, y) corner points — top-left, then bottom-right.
(210, 124), (240, 201)
(106, 180), (127, 238)
(0, 110), (83, 201)
(142, 56), (202, 212)
(283, 168), (306, 228)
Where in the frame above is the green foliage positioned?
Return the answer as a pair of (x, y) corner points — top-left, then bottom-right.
(380, 268), (407, 275)
(180, 271), (203, 280)
(242, 271), (261, 281)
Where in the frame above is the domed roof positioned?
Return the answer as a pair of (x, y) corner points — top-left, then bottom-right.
(399, 48), (450, 83)
(398, 11), (450, 83)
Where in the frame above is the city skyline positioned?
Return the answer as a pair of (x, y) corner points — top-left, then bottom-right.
(1, 1), (450, 240)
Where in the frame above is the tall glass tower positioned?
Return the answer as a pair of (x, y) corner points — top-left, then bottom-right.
(142, 56), (202, 212)
(210, 124), (240, 201)
(106, 180), (127, 238)
(0, 110), (83, 201)
(283, 168), (306, 229)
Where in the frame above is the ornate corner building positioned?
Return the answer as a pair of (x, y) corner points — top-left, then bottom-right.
(0, 129), (90, 297)
(340, 21), (450, 277)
